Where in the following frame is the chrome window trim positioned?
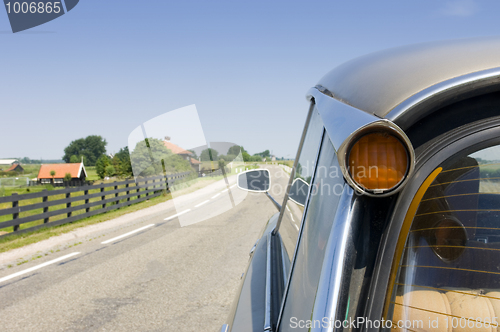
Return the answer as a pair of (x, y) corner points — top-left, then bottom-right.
(307, 88), (380, 150)
(264, 233), (273, 331)
(386, 67), (500, 129)
(279, 234), (289, 287)
(275, 128), (326, 331)
(310, 185), (352, 332)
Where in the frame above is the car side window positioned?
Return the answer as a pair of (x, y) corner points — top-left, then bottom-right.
(279, 106), (323, 268)
(279, 135), (345, 331)
(386, 142), (500, 331)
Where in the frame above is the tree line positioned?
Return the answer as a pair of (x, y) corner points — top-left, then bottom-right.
(44, 135), (279, 180)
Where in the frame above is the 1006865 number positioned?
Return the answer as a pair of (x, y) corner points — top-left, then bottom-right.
(5, 2), (62, 14)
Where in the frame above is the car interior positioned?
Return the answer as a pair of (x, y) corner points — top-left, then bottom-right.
(390, 145), (500, 331)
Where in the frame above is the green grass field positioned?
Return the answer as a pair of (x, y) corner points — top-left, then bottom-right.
(84, 166), (100, 181)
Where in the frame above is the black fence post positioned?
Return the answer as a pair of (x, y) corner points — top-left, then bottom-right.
(114, 182), (119, 208)
(12, 193), (19, 232)
(145, 180), (149, 198)
(66, 192), (71, 218)
(84, 189), (90, 213)
(126, 183), (130, 204)
(137, 182), (141, 200)
(101, 186), (106, 209)
(43, 189), (49, 223)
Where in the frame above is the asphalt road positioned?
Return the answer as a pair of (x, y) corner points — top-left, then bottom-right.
(0, 165), (289, 332)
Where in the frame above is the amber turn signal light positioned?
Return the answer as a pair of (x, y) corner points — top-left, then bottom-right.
(347, 132), (409, 192)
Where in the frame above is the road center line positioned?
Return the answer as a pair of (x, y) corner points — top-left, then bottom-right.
(195, 200), (210, 208)
(221, 189), (229, 193)
(164, 209), (191, 221)
(102, 224), (155, 244)
(294, 224), (299, 231)
(230, 184), (236, 189)
(211, 193), (221, 199)
(0, 252), (80, 284)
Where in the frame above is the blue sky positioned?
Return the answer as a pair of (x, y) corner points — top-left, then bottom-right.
(1, 0), (500, 159)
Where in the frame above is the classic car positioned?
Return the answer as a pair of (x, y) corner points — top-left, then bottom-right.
(223, 37), (500, 331)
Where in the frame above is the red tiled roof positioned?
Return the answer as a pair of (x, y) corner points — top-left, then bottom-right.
(190, 158), (201, 164)
(6, 164), (21, 172)
(164, 141), (193, 155)
(38, 163), (86, 179)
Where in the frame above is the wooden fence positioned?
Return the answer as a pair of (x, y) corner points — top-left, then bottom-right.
(0, 172), (191, 239)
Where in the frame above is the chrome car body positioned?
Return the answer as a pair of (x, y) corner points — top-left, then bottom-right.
(224, 37), (500, 332)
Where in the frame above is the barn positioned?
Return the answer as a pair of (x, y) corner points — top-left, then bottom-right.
(5, 164), (24, 173)
(37, 162), (87, 185)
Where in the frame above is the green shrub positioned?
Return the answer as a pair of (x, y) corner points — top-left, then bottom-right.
(96, 155), (111, 179)
(105, 165), (116, 177)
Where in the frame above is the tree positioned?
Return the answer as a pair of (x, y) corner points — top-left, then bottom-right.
(238, 146), (252, 162)
(129, 138), (193, 177)
(227, 145), (242, 156)
(62, 135), (107, 166)
(113, 147), (133, 177)
(105, 165), (116, 177)
(96, 155), (111, 179)
(242, 151), (251, 162)
(200, 148), (219, 162)
(254, 150), (270, 158)
(50, 170), (56, 181)
(69, 155), (79, 163)
(64, 173), (72, 182)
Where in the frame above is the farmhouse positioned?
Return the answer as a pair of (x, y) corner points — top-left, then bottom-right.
(163, 138), (201, 172)
(37, 162), (87, 184)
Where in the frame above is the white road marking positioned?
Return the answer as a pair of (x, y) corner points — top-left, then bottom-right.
(211, 193), (221, 199)
(294, 224), (299, 231)
(286, 205), (291, 212)
(0, 252), (80, 284)
(195, 200), (210, 208)
(289, 212), (295, 222)
(230, 184), (236, 189)
(221, 189), (229, 193)
(164, 209), (191, 221)
(102, 224), (155, 244)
